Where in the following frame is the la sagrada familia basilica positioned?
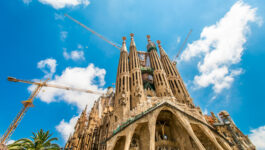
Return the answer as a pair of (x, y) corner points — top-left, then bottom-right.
(64, 34), (255, 150)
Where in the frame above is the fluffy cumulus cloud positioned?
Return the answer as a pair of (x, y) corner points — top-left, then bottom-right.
(30, 63), (106, 109)
(249, 125), (265, 150)
(31, 59), (106, 140)
(38, 0), (90, 9)
(37, 58), (57, 78)
(63, 47), (85, 61)
(56, 116), (79, 141)
(180, 1), (261, 93)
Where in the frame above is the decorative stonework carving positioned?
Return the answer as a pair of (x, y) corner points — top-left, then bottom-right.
(119, 91), (127, 106)
(135, 86), (142, 98)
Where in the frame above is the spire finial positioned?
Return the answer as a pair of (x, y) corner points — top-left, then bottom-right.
(130, 33), (136, 47)
(121, 36), (127, 52)
(157, 40), (166, 56)
(147, 35), (151, 42)
(157, 40), (161, 48)
(122, 36), (126, 41)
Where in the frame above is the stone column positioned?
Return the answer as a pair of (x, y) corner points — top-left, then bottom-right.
(148, 116), (156, 150)
(173, 111), (206, 150)
(197, 125), (224, 150)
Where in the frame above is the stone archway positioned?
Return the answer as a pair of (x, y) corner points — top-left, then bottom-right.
(129, 123), (150, 150)
(154, 110), (200, 150)
(113, 136), (126, 150)
(190, 123), (221, 150)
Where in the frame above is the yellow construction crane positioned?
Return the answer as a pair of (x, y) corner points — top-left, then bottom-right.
(173, 29), (192, 64)
(64, 14), (121, 50)
(0, 77), (103, 145)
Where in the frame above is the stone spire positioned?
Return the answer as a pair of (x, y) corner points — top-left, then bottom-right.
(121, 36), (127, 52)
(146, 35), (173, 97)
(157, 40), (194, 107)
(65, 105), (88, 150)
(129, 33), (145, 109)
(114, 36), (130, 121)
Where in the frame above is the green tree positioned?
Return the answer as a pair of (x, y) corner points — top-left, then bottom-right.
(8, 129), (60, 150)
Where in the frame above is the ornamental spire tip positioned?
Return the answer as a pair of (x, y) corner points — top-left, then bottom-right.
(157, 40), (161, 47)
(147, 35), (151, 42)
(122, 36), (126, 41)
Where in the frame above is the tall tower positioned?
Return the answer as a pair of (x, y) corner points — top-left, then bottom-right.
(146, 35), (173, 97)
(157, 40), (194, 107)
(65, 106), (88, 150)
(114, 37), (130, 120)
(65, 35), (256, 150)
(129, 33), (145, 109)
(157, 41), (187, 103)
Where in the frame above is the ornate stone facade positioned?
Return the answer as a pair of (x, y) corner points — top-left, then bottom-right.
(65, 35), (255, 150)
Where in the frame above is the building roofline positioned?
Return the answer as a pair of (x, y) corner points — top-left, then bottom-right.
(101, 101), (233, 146)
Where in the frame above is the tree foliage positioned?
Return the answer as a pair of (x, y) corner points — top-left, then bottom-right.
(8, 129), (60, 150)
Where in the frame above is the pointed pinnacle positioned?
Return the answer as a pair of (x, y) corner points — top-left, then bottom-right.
(130, 33), (136, 47)
(157, 40), (161, 48)
(147, 35), (151, 42)
(121, 36), (127, 52)
(157, 40), (166, 56)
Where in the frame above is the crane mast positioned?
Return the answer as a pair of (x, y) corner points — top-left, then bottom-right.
(173, 29), (192, 64)
(0, 79), (47, 144)
(64, 14), (121, 50)
(0, 77), (103, 144)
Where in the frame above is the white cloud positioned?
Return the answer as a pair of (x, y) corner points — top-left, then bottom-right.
(60, 31), (68, 41)
(30, 63), (106, 110)
(32, 59), (106, 142)
(54, 13), (65, 20)
(38, 0), (90, 9)
(37, 58), (57, 78)
(63, 48), (85, 61)
(177, 36), (181, 44)
(77, 44), (83, 49)
(249, 125), (265, 150)
(203, 109), (208, 115)
(7, 140), (15, 145)
(22, 0), (32, 5)
(56, 116), (79, 141)
(180, 1), (261, 93)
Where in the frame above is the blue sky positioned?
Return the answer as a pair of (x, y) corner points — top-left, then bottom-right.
(0, 0), (265, 148)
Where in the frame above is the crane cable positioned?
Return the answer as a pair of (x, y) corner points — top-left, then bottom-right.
(173, 29), (192, 63)
(64, 14), (121, 50)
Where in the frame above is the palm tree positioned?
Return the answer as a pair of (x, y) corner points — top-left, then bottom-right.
(8, 129), (60, 150)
